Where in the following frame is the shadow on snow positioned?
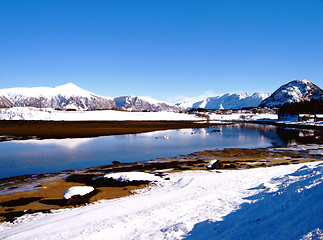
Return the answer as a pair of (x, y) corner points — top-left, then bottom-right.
(184, 163), (323, 240)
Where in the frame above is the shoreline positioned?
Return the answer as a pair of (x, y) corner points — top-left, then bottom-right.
(0, 120), (218, 139)
(0, 119), (322, 141)
(248, 119), (323, 130)
(1, 146), (322, 223)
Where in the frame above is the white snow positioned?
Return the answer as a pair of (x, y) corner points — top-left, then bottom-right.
(103, 172), (161, 182)
(175, 101), (194, 109)
(0, 83), (181, 112)
(140, 96), (169, 105)
(277, 120), (323, 127)
(0, 83), (104, 100)
(187, 92), (270, 110)
(0, 107), (202, 121)
(209, 113), (277, 121)
(113, 95), (181, 111)
(272, 144), (323, 156)
(63, 186), (95, 200)
(259, 79), (323, 107)
(1, 161), (323, 239)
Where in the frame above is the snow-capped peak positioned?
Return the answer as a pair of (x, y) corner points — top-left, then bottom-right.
(0, 83), (182, 112)
(259, 79), (323, 107)
(180, 92), (270, 110)
(298, 79), (311, 84)
(55, 82), (81, 91)
(54, 82), (95, 97)
(113, 95), (181, 112)
(0, 83), (115, 111)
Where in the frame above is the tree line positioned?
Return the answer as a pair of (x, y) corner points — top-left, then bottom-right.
(278, 99), (323, 115)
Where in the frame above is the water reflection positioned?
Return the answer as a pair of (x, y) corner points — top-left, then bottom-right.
(0, 124), (321, 178)
(277, 127), (323, 145)
(12, 138), (93, 149)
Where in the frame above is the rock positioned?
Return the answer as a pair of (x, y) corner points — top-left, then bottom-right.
(223, 163), (237, 169)
(63, 186), (97, 206)
(206, 159), (224, 170)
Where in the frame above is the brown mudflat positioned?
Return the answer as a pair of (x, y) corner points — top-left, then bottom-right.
(0, 120), (215, 139)
(0, 147), (321, 223)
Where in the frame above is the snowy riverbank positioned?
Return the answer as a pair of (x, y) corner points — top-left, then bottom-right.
(0, 107), (202, 121)
(1, 108), (322, 130)
(1, 161), (323, 239)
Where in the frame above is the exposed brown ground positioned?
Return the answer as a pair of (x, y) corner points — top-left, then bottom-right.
(0, 147), (321, 223)
(0, 120), (214, 139)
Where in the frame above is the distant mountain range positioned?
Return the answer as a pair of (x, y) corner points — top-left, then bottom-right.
(0, 80), (322, 111)
(114, 96), (180, 112)
(0, 83), (182, 112)
(185, 92), (270, 110)
(177, 79), (322, 110)
(0, 83), (115, 111)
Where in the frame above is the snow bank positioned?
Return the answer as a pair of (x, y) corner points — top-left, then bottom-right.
(0, 107), (202, 121)
(277, 120), (323, 127)
(103, 172), (161, 182)
(272, 144), (323, 156)
(209, 113), (277, 121)
(1, 162), (323, 239)
(63, 186), (95, 200)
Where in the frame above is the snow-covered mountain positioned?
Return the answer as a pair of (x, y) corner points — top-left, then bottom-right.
(114, 96), (182, 112)
(0, 83), (115, 111)
(0, 83), (182, 112)
(259, 80), (323, 108)
(175, 101), (193, 109)
(180, 92), (270, 110)
(0, 95), (13, 108)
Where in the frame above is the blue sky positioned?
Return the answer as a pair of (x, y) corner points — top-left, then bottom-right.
(0, 0), (322, 103)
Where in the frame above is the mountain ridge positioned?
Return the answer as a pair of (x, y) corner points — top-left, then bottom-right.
(259, 79), (323, 108)
(1, 79), (322, 111)
(0, 83), (181, 112)
(177, 92), (270, 110)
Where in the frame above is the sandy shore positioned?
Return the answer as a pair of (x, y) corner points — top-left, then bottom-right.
(0, 147), (321, 223)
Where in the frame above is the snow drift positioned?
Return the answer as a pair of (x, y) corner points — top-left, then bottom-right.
(1, 161), (322, 240)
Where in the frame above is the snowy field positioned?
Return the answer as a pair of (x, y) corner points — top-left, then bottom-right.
(0, 107), (202, 121)
(1, 107), (323, 129)
(1, 161), (323, 240)
(0, 107), (278, 122)
(209, 113), (277, 121)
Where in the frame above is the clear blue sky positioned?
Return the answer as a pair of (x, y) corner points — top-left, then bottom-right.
(0, 0), (322, 103)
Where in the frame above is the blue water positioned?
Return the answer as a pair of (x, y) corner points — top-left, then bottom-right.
(0, 124), (287, 178)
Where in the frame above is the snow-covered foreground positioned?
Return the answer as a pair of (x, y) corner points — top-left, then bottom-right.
(1, 162), (323, 240)
(0, 107), (202, 121)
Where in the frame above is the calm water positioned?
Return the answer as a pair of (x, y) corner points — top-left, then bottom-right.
(0, 123), (321, 178)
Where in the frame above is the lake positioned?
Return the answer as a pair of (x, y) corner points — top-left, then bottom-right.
(0, 123), (321, 179)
